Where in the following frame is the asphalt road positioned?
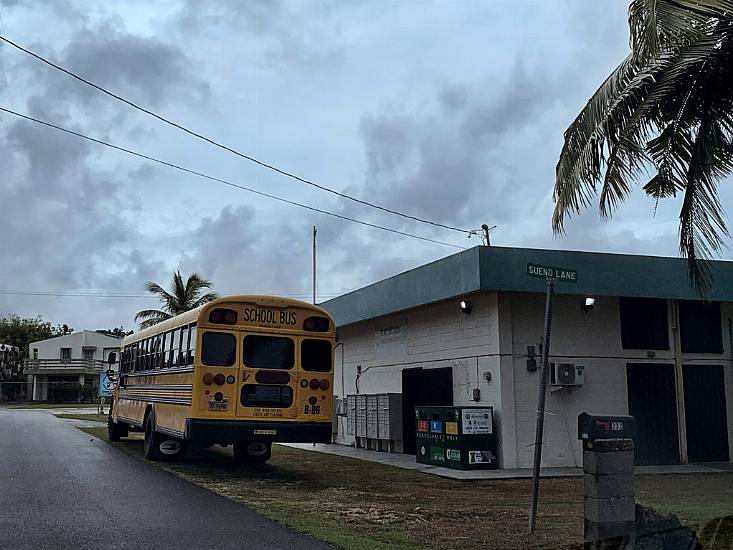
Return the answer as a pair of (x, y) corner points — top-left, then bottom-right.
(0, 408), (333, 550)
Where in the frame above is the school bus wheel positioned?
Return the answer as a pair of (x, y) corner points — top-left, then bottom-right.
(233, 441), (271, 464)
(107, 417), (128, 441)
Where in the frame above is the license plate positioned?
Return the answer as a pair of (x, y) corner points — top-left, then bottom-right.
(208, 399), (228, 411)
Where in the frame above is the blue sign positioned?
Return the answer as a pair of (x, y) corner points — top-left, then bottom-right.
(429, 420), (443, 434)
(99, 372), (114, 397)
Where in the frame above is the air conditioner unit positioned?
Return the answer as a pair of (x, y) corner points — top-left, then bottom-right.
(550, 363), (585, 386)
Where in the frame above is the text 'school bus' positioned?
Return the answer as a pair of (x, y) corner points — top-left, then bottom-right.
(107, 296), (335, 463)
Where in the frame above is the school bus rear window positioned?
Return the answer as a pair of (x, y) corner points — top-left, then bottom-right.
(201, 332), (236, 366)
(243, 335), (294, 370)
(242, 384), (293, 408)
(301, 339), (332, 372)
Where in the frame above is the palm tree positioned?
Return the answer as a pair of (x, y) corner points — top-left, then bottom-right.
(135, 271), (219, 329)
(554, 0), (733, 289)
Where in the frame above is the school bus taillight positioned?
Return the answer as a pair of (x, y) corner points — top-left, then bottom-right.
(202, 373), (214, 385)
(309, 378), (320, 390)
(319, 379), (329, 390)
(213, 373), (226, 385)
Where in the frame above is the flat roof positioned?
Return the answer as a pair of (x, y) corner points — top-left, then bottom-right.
(320, 246), (733, 326)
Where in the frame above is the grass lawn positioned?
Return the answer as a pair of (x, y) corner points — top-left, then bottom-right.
(55, 413), (107, 422)
(6, 402), (99, 409)
(81, 426), (733, 550)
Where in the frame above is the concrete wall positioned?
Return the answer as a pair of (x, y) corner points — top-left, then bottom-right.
(333, 292), (506, 455)
(30, 331), (121, 361)
(333, 290), (733, 469)
(508, 292), (733, 468)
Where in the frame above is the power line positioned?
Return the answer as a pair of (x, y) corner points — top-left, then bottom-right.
(0, 106), (466, 250)
(0, 35), (473, 235)
(0, 290), (345, 299)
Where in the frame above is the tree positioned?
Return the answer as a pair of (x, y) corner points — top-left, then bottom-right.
(0, 314), (73, 363)
(554, 0), (733, 289)
(135, 271), (219, 329)
(95, 327), (133, 338)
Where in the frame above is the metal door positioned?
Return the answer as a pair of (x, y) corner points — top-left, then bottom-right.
(683, 365), (730, 462)
(626, 363), (680, 465)
(401, 367), (453, 454)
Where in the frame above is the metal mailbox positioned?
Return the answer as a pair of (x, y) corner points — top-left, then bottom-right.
(578, 413), (635, 442)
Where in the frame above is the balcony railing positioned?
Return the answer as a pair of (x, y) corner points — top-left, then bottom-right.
(25, 358), (108, 373)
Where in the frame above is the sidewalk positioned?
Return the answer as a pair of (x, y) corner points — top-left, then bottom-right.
(282, 443), (733, 480)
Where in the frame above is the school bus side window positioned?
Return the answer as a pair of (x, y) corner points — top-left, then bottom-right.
(187, 324), (197, 365)
(202, 332), (236, 366)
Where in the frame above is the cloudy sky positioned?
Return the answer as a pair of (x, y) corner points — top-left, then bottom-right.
(2, 0), (732, 332)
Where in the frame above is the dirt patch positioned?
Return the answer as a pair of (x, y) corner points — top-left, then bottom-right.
(82, 428), (732, 550)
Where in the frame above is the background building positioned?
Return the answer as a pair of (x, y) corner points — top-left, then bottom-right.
(25, 331), (121, 402)
(321, 246), (733, 468)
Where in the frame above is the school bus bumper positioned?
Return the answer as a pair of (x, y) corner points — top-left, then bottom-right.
(184, 419), (332, 444)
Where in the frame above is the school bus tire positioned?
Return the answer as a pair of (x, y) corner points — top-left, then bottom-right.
(233, 441), (272, 464)
(143, 410), (185, 462)
(107, 417), (128, 441)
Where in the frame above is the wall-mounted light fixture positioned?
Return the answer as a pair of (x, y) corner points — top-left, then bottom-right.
(460, 300), (472, 315)
(583, 297), (595, 313)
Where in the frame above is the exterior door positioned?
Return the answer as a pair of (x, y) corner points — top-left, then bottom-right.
(401, 367), (453, 454)
(626, 364), (680, 465)
(683, 365), (730, 463)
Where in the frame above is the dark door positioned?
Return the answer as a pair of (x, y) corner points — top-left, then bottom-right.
(402, 367), (453, 454)
(684, 365), (730, 462)
(627, 364), (680, 465)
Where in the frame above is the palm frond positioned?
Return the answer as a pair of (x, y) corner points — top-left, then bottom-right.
(191, 292), (220, 309)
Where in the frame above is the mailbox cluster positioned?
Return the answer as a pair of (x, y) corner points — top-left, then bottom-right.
(578, 413), (636, 547)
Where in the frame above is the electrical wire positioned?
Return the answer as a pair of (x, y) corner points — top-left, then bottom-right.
(0, 106), (466, 250)
(0, 35), (473, 235)
(0, 290), (344, 299)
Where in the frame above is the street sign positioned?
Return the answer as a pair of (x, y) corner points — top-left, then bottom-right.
(527, 263), (577, 283)
(99, 372), (114, 397)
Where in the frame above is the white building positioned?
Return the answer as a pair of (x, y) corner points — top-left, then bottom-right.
(321, 246), (733, 468)
(26, 331), (121, 401)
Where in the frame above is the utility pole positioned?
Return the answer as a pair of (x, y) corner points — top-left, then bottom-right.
(482, 224), (491, 246)
(529, 277), (555, 533)
(312, 225), (317, 304)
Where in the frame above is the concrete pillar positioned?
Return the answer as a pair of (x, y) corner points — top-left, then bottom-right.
(40, 376), (48, 401)
(583, 439), (635, 548)
(496, 292), (518, 468)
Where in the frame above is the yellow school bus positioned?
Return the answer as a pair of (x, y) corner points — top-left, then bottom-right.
(108, 295), (335, 463)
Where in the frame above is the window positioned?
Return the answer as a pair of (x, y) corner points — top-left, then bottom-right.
(177, 327), (188, 366)
(243, 335), (294, 370)
(82, 349), (94, 362)
(157, 334), (165, 369)
(144, 339), (151, 370)
(171, 329), (181, 367)
(679, 300), (723, 353)
(187, 324), (197, 366)
(202, 332), (236, 366)
(620, 297), (669, 350)
(241, 384), (293, 408)
(60, 348), (72, 361)
(33, 348), (38, 360)
(301, 339), (332, 372)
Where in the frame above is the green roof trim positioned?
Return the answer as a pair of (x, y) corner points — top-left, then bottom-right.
(320, 246), (733, 327)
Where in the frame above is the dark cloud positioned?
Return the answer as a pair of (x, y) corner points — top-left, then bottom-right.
(173, 0), (343, 70)
(0, 8), (212, 329)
